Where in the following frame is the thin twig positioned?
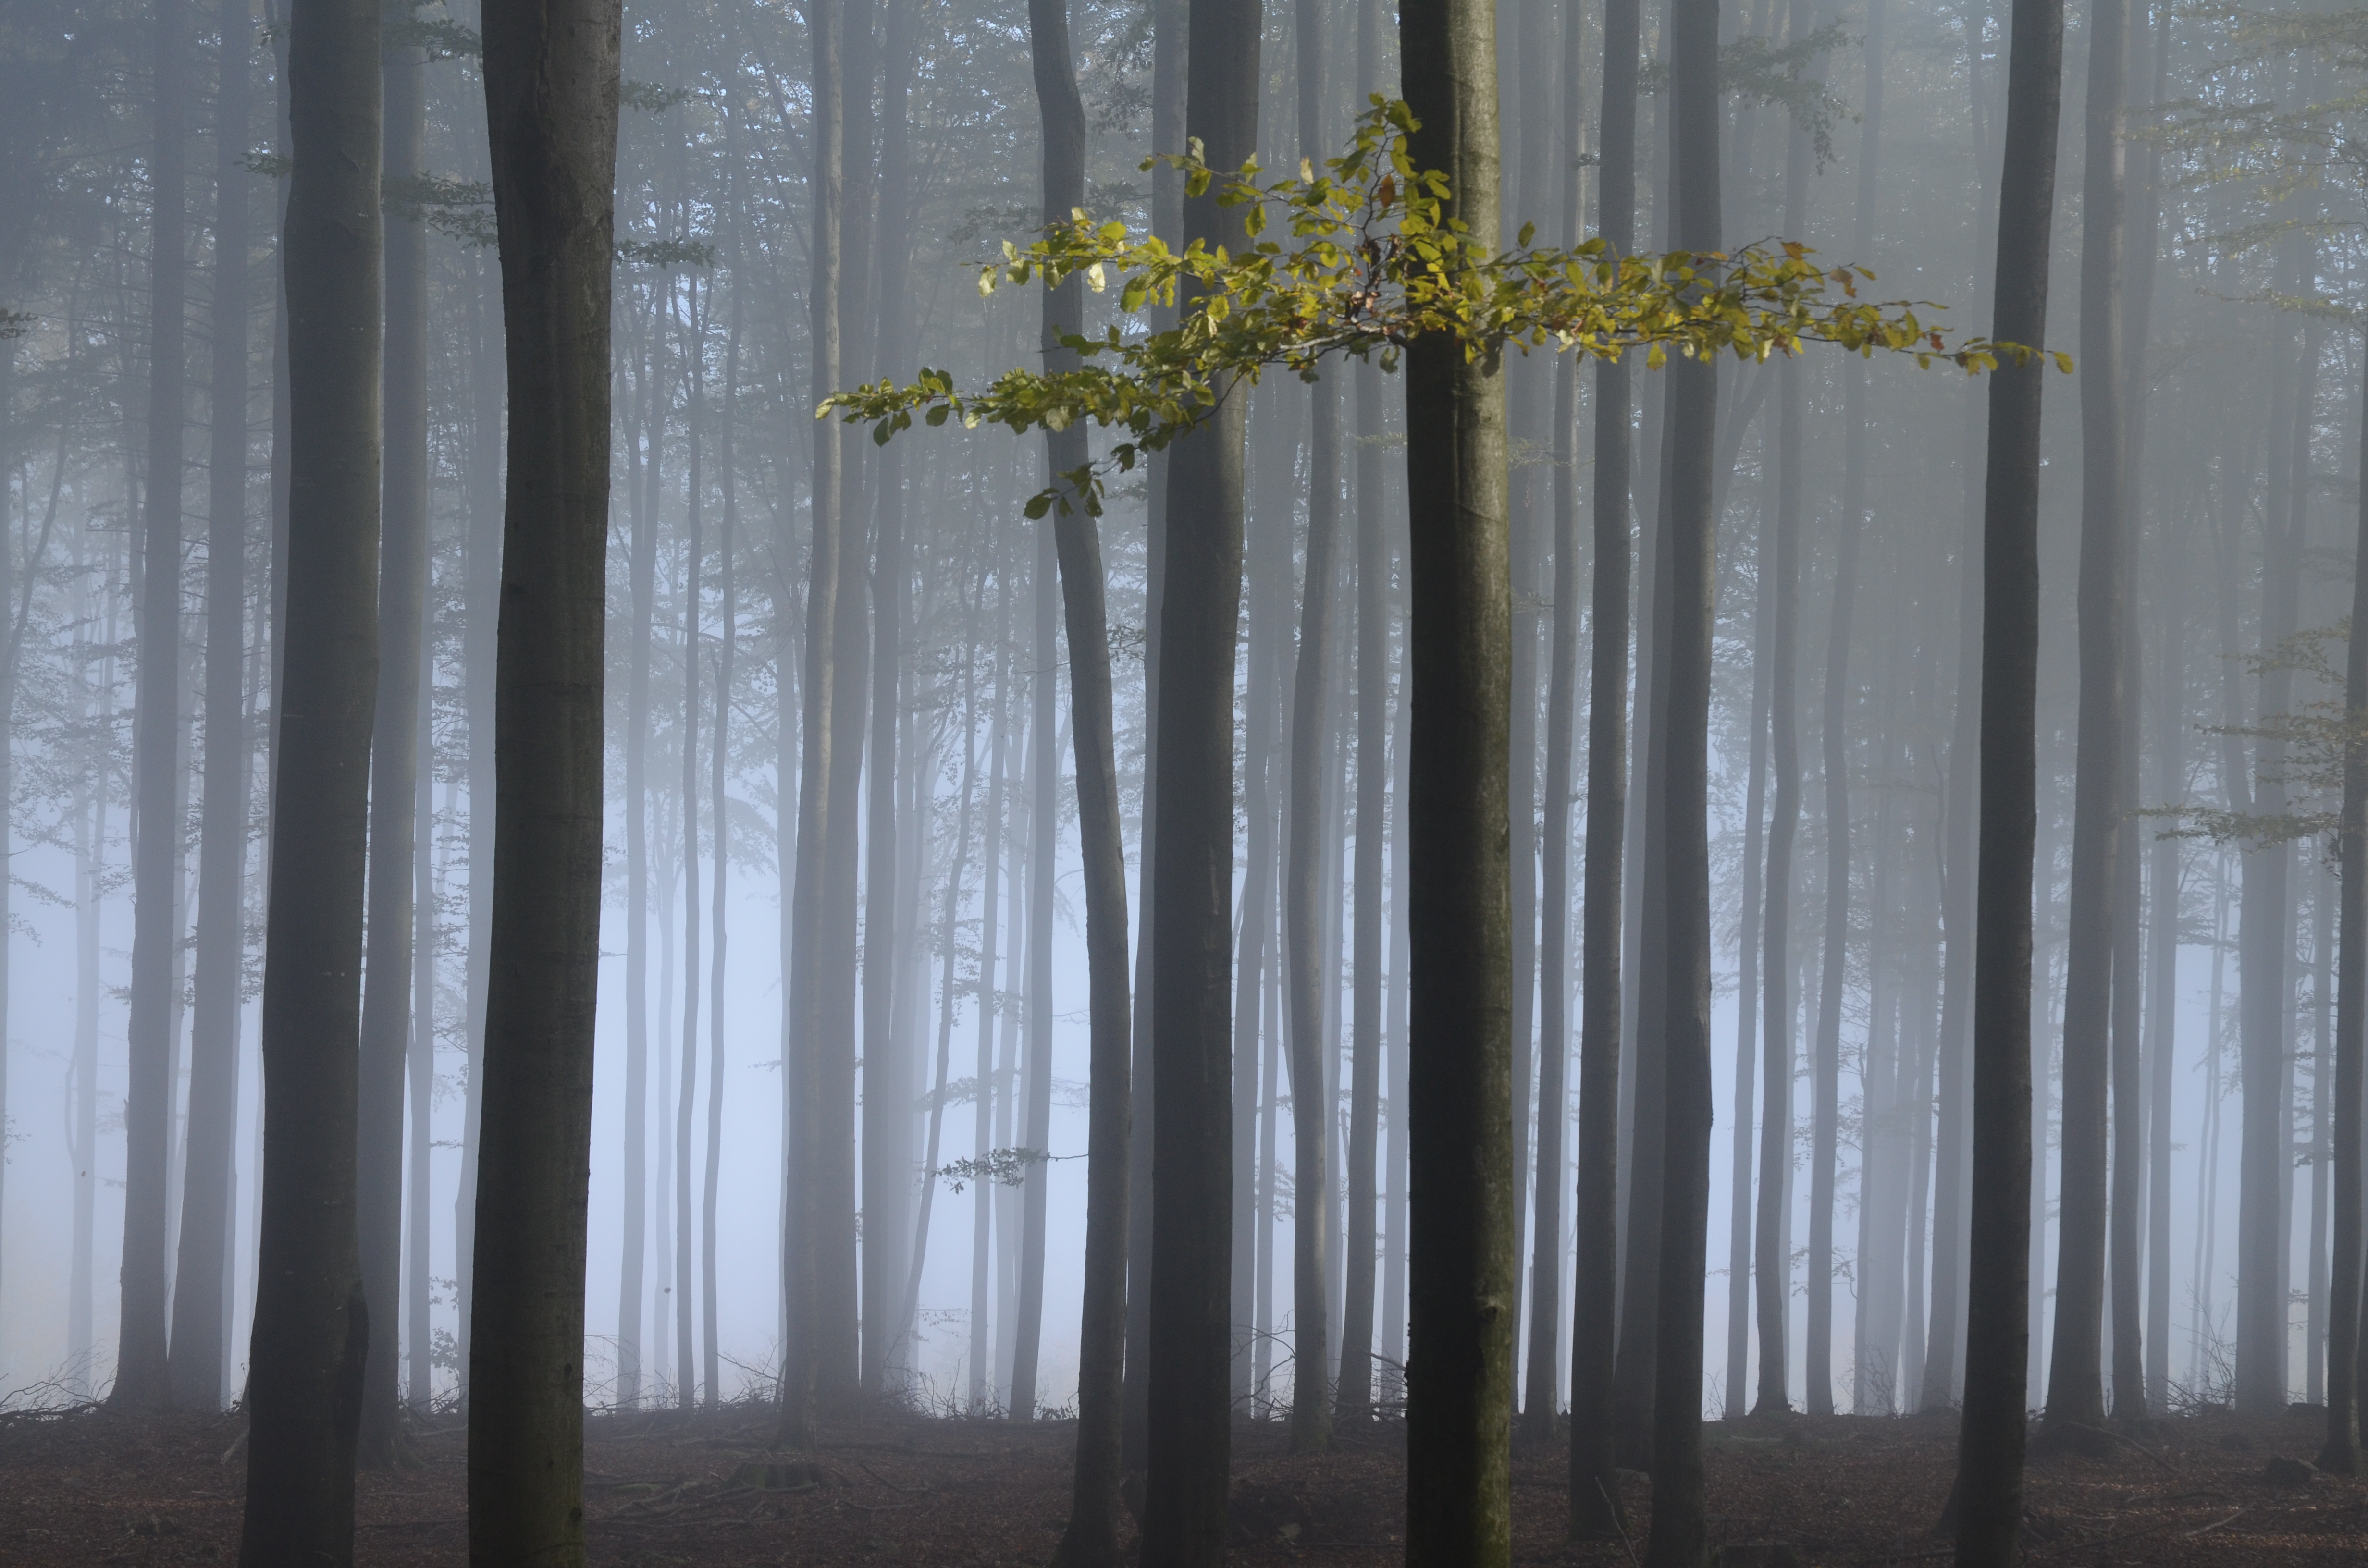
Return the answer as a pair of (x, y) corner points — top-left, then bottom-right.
(2183, 1505), (2245, 1538)
(1597, 1478), (1640, 1568)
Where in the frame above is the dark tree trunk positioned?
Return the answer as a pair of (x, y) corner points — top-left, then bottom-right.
(2043, 0), (2126, 1437)
(1641, 0), (1719, 1555)
(236, 0), (380, 1546)
(118, 0), (189, 1413)
(1948, 0), (2062, 1549)
(168, 0), (253, 1414)
(356, 34), (428, 1465)
(1123, 0), (1186, 1472)
(968, 597), (1011, 1412)
(1569, 0), (1636, 1527)
(779, 0), (844, 1450)
(1401, 0), (1513, 1553)
(1726, 458), (1772, 1424)
(1521, 0), (1584, 1447)
(1285, 0), (1340, 1454)
(1014, 0), (1134, 1552)
(2319, 338), (2368, 1477)
(464, 0), (618, 1550)
(1755, 372), (1801, 1422)
(1140, 0), (1257, 1555)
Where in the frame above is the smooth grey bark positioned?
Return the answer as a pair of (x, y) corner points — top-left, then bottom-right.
(1642, 0), (1719, 1554)
(1948, 0), (2061, 1549)
(1011, 508), (1058, 1419)
(355, 34), (427, 1465)
(168, 0), (254, 1414)
(1122, 0), (1185, 1472)
(2042, 0), (2126, 1437)
(1809, 412), (1861, 1421)
(860, 0), (916, 1397)
(617, 300), (656, 1410)
(779, 0), (844, 1449)
(674, 272), (706, 1412)
(1285, 0), (1340, 1455)
(118, 0), (189, 1413)
(237, 0), (380, 1546)
(703, 172), (744, 1415)
(1726, 453), (1772, 1424)
(454, 249), (502, 1392)
(1755, 357), (1802, 1424)
(1570, 0), (1635, 1528)
(1401, 0), (1513, 1555)
(1141, 0), (1257, 1555)
(1521, 0), (1584, 1447)
(968, 584), (1011, 1411)
(464, 0), (619, 1547)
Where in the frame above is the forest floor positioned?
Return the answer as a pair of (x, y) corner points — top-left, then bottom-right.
(1, 1395), (2363, 1565)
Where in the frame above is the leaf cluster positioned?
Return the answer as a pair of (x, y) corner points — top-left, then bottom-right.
(822, 98), (2051, 522)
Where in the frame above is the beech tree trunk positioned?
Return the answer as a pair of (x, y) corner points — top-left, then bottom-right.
(168, 0), (253, 1413)
(356, 34), (428, 1464)
(1949, 0), (2061, 1550)
(1569, 0), (1636, 1528)
(1401, 0), (1513, 1552)
(779, 0), (844, 1449)
(1641, 0), (1720, 1555)
(464, 0), (618, 1551)
(1140, 0), (1258, 1554)
(1285, 0), (1341, 1456)
(118, 0), (189, 1413)
(237, 0), (380, 1546)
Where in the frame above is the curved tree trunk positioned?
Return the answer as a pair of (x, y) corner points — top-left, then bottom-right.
(237, 0), (381, 1545)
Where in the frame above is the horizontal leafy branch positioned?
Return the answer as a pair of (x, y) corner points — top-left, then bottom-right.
(821, 98), (2056, 522)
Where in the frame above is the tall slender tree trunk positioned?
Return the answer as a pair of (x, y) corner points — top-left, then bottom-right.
(1400, 0), (1512, 1552)
(118, 0), (190, 1412)
(779, 0), (844, 1449)
(1011, 510), (1059, 1419)
(704, 180), (744, 1415)
(618, 306), (656, 1412)
(969, 577), (1011, 1412)
(169, 0), (254, 1413)
(356, 34), (428, 1465)
(407, 682), (436, 1409)
(1570, 0), (1636, 1528)
(2042, 0), (2126, 1436)
(1756, 358), (1802, 1421)
(1948, 0), (2062, 1550)
(1141, 0), (1258, 1555)
(1123, 0), (1187, 1472)
(1642, 0), (1720, 1555)
(860, 0), (917, 1397)
(1726, 460), (1772, 1425)
(674, 279), (706, 1412)
(464, 0), (618, 1548)
(2317, 336), (2368, 1477)
(1522, 0), (1584, 1447)
(1285, 0), (1340, 1452)
(1809, 429), (1860, 1421)
(237, 0), (380, 1545)
(455, 250), (503, 1395)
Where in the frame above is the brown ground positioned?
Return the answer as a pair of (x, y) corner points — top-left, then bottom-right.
(1, 1399), (2362, 1565)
